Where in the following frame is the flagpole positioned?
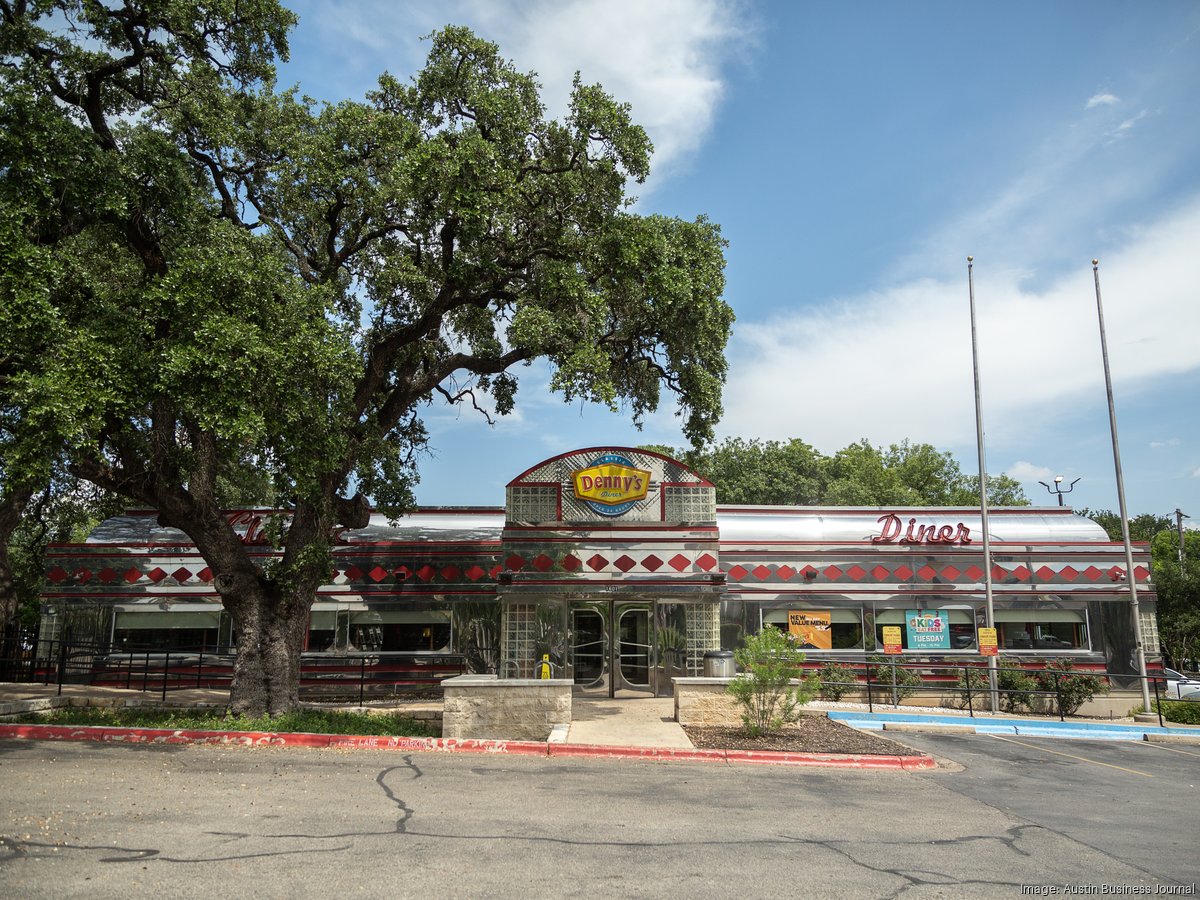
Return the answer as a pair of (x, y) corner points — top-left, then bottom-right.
(967, 257), (999, 712)
(1091, 259), (1153, 712)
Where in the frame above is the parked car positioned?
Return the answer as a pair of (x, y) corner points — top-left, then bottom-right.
(1162, 668), (1200, 701)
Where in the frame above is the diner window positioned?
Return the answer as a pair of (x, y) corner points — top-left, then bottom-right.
(112, 610), (222, 652)
(995, 609), (1086, 650)
(306, 609), (337, 651)
(761, 608), (864, 650)
(349, 611), (452, 652)
(873, 607), (976, 651)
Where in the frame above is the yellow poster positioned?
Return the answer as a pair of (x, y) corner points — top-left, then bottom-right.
(788, 610), (832, 650)
(978, 627), (998, 657)
(882, 626), (903, 654)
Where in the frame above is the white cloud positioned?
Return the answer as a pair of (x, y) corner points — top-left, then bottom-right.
(1149, 438), (1181, 449)
(295, 0), (755, 184)
(1006, 461), (1054, 481)
(1193, 467), (1200, 479)
(721, 195), (1200, 453)
(1086, 92), (1119, 109)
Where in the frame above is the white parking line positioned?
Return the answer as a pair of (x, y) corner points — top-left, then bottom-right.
(986, 734), (1154, 778)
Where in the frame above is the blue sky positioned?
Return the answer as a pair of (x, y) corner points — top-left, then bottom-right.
(279, 1), (1200, 518)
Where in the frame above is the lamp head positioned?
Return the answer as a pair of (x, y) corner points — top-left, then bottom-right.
(1054, 475), (1063, 484)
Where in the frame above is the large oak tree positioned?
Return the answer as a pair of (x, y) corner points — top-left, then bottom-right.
(1, 2), (733, 713)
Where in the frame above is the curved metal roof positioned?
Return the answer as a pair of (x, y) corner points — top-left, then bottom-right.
(84, 505), (1109, 546)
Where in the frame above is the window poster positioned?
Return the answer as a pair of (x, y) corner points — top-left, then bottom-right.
(905, 610), (950, 650)
(788, 610), (832, 650)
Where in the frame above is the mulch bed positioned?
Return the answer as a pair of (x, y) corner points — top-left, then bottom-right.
(683, 715), (923, 756)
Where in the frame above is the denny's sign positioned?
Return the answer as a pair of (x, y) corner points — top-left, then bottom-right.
(572, 453), (651, 517)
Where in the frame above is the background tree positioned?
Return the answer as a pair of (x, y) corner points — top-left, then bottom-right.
(2, 4), (732, 714)
(1081, 510), (1196, 670)
(1149, 529), (1200, 670)
(648, 437), (1029, 507)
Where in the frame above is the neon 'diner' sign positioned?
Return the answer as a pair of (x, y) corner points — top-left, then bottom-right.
(571, 453), (651, 517)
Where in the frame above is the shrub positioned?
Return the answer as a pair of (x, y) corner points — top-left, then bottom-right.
(954, 661), (1040, 712)
(866, 656), (924, 703)
(727, 627), (816, 736)
(817, 662), (859, 701)
(1157, 701), (1200, 725)
(1036, 660), (1108, 716)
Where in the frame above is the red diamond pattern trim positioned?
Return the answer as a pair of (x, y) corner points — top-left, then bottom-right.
(505, 554), (526, 572)
(846, 565), (866, 581)
(1036, 566), (1055, 581)
(369, 566), (389, 583)
(1083, 566), (1102, 581)
(344, 566), (363, 582)
(614, 555), (637, 573)
(642, 555), (663, 572)
(416, 565), (436, 582)
(465, 565), (486, 581)
(561, 555), (582, 573)
(695, 554), (717, 572)
(668, 554), (690, 572)
(489, 565), (503, 578)
(531, 554), (555, 573)
(776, 565), (797, 580)
(752, 565), (772, 580)
(871, 565), (890, 581)
(941, 565), (960, 580)
(197, 567), (212, 583)
(587, 555), (608, 572)
(98, 567), (118, 584)
(727, 565), (748, 581)
(171, 567), (192, 583)
(824, 565), (843, 580)
(965, 566), (983, 581)
(917, 565), (937, 580)
(47, 567), (68, 584)
(991, 565), (1007, 581)
(441, 565), (461, 581)
(894, 565), (913, 580)
(799, 565), (818, 580)
(147, 567), (167, 583)
(1060, 565), (1079, 582)
(1012, 566), (1030, 581)
(1135, 566), (1150, 580)
(123, 568), (142, 584)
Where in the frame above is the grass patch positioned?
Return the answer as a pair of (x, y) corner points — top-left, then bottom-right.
(12, 707), (439, 737)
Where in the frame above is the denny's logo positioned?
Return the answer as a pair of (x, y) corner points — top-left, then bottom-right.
(572, 454), (651, 517)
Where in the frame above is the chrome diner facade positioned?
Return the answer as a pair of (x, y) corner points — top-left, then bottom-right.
(39, 447), (1158, 696)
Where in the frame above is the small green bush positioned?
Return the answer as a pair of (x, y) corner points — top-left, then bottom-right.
(727, 628), (816, 736)
(1036, 661), (1108, 716)
(817, 662), (858, 701)
(866, 656), (923, 703)
(1157, 701), (1200, 725)
(954, 661), (1040, 712)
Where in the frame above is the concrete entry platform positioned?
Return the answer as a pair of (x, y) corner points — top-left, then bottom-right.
(566, 696), (693, 748)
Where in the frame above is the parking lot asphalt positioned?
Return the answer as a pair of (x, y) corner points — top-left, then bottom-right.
(895, 730), (1200, 885)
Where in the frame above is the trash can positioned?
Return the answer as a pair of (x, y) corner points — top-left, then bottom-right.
(703, 649), (736, 678)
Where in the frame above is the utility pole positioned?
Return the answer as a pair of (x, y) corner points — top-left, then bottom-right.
(1176, 509), (1189, 567)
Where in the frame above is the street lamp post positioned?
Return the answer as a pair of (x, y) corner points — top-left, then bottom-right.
(1038, 475), (1080, 507)
(967, 257), (999, 712)
(1091, 259), (1152, 712)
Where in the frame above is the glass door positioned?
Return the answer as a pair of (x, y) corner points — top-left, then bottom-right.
(568, 601), (656, 698)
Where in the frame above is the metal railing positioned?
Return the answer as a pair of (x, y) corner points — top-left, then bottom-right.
(0, 636), (466, 704)
(801, 658), (1181, 727)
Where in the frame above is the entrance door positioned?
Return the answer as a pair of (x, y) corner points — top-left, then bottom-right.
(568, 601), (655, 698)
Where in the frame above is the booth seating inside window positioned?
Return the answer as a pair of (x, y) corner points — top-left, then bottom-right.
(348, 611), (452, 652)
(994, 609), (1086, 650)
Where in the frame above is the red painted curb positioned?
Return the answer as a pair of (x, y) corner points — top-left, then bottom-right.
(0, 724), (936, 769)
(548, 743), (729, 763)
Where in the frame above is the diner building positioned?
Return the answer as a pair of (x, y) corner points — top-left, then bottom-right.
(40, 447), (1157, 695)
